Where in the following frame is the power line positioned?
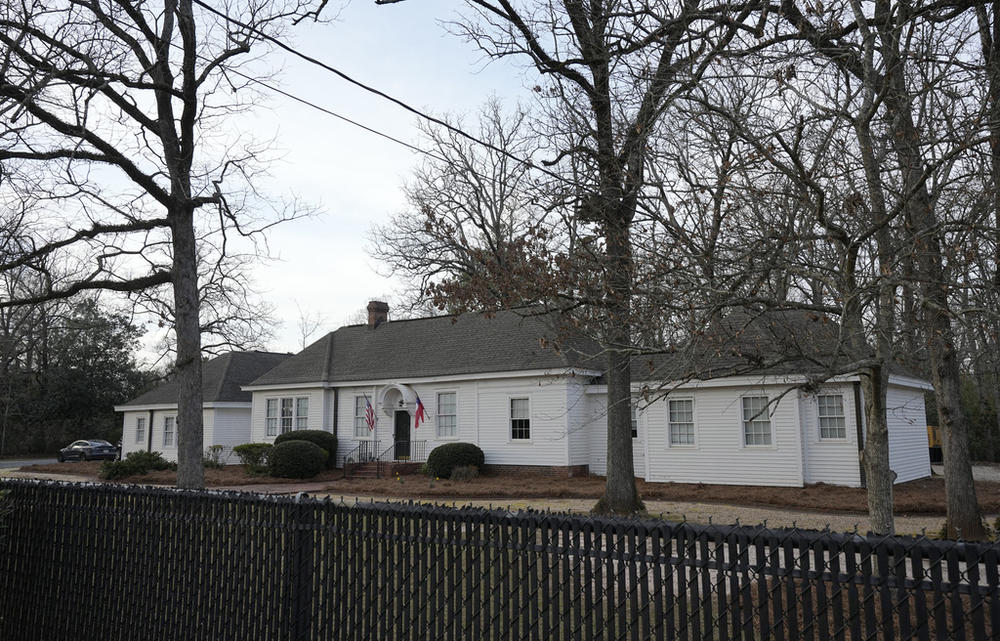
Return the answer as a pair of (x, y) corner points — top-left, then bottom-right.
(190, 0), (570, 185)
(224, 67), (454, 166)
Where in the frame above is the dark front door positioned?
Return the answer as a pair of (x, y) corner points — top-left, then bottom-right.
(394, 411), (411, 460)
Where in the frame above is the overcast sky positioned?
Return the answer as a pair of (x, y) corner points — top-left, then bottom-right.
(230, 1), (530, 353)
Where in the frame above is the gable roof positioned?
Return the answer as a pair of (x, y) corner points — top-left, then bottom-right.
(122, 351), (292, 406)
(248, 310), (602, 387)
(629, 310), (855, 383)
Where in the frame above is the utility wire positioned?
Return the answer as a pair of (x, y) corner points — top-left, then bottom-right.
(190, 0), (571, 186)
(224, 67), (454, 166)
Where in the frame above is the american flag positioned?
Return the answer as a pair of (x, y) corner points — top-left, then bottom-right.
(364, 394), (376, 431)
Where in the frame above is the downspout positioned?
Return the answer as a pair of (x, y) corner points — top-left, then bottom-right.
(853, 381), (866, 488)
(147, 409), (154, 452)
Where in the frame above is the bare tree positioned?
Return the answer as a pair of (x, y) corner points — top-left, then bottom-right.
(0, 0), (325, 488)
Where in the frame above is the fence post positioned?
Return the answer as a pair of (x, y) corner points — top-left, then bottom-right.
(291, 493), (315, 641)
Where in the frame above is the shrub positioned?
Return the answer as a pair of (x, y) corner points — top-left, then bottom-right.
(203, 445), (227, 469)
(233, 443), (272, 475)
(450, 465), (479, 482)
(268, 440), (328, 479)
(99, 450), (174, 480)
(274, 430), (337, 468)
(426, 442), (484, 479)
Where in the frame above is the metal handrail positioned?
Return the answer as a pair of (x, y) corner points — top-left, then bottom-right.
(375, 440), (429, 479)
(343, 440), (381, 467)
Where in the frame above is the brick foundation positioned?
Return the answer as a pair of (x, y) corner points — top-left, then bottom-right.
(482, 464), (590, 478)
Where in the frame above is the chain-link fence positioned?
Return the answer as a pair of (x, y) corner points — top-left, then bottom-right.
(0, 478), (997, 640)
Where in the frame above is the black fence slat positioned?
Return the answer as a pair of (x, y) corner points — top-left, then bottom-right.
(1, 479), (999, 641)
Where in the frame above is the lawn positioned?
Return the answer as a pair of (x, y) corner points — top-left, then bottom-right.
(17, 461), (1000, 516)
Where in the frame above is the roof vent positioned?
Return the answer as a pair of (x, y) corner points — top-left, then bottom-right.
(367, 300), (389, 328)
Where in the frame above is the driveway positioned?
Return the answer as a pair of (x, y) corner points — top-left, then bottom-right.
(932, 463), (1000, 482)
(0, 457), (56, 470)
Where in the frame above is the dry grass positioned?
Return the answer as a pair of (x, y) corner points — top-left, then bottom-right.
(19, 462), (1000, 516)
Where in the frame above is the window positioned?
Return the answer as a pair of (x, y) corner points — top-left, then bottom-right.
(266, 399), (278, 436)
(296, 397), (309, 430)
(135, 417), (146, 444)
(163, 416), (175, 447)
(266, 397), (309, 436)
(354, 396), (371, 437)
(280, 398), (293, 434)
(437, 392), (457, 438)
(818, 394), (847, 439)
(742, 396), (772, 446)
(669, 399), (695, 445)
(630, 402), (638, 439)
(510, 398), (530, 440)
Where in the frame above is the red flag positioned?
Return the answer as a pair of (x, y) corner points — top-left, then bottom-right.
(414, 395), (426, 428)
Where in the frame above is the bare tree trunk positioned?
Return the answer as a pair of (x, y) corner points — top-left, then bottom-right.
(860, 367), (894, 534)
(172, 205), (204, 489)
(875, 2), (985, 539)
(594, 214), (642, 515)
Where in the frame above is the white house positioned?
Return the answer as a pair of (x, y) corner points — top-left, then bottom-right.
(115, 351), (290, 461)
(236, 302), (932, 488)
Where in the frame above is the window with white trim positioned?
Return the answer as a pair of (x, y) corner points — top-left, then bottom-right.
(510, 398), (530, 440)
(296, 397), (309, 430)
(265, 396), (309, 436)
(630, 402), (638, 439)
(817, 394), (847, 439)
(163, 416), (175, 447)
(437, 392), (457, 438)
(135, 417), (146, 444)
(354, 396), (371, 437)
(742, 396), (772, 446)
(280, 398), (293, 434)
(669, 399), (695, 445)
(265, 399), (278, 436)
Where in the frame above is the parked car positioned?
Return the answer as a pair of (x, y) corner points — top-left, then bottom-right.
(57, 439), (118, 462)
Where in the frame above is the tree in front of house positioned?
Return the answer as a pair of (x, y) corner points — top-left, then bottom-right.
(0, 0), (327, 487)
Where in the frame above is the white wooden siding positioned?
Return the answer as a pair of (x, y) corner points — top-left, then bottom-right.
(886, 384), (931, 483)
(566, 380), (591, 467)
(582, 393), (648, 479)
(249, 389), (326, 444)
(209, 407), (253, 462)
(120, 411), (148, 459)
(800, 384), (863, 487)
(641, 385), (805, 487)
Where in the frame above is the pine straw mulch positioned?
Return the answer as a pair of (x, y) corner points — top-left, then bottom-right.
(18, 462), (1000, 516)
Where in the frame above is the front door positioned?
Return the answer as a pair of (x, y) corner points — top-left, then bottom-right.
(394, 411), (411, 460)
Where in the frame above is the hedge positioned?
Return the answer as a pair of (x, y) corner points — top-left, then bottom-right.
(425, 442), (484, 479)
(274, 430), (337, 469)
(268, 440), (328, 479)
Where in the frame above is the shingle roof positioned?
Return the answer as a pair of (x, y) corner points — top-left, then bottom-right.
(248, 310), (603, 386)
(122, 351), (292, 406)
(629, 310), (868, 382)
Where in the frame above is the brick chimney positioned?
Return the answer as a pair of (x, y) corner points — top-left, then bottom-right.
(367, 300), (389, 328)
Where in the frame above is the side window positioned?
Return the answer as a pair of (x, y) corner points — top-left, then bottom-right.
(135, 417), (146, 443)
(163, 416), (175, 447)
(510, 398), (530, 440)
(280, 398), (293, 434)
(741, 396), (772, 446)
(818, 394), (847, 439)
(354, 396), (370, 437)
(265, 399), (278, 437)
(295, 397), (309, 430)
(668, 399), (695, 445)
(630, 401), (638, 439)
(437, 392), (457, 438)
